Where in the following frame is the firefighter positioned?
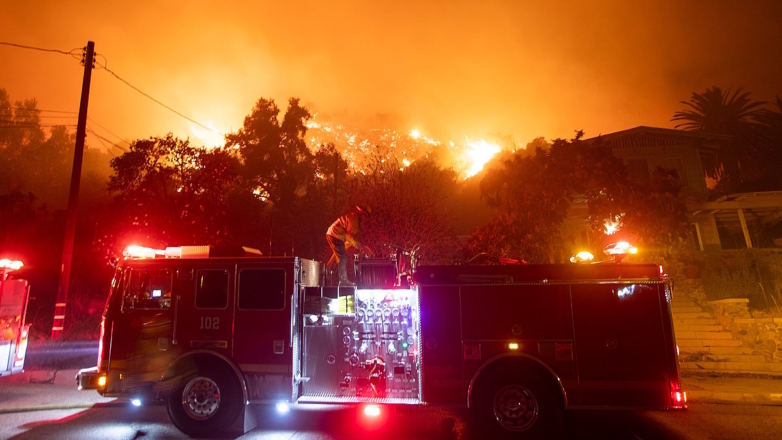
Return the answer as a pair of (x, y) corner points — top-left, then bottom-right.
(327, 205), (374, 286)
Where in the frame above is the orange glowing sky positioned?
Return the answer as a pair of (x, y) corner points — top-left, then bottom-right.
(2, 1), (782, 151)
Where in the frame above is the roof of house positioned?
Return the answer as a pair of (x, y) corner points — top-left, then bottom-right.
(583, 126), (731, 151)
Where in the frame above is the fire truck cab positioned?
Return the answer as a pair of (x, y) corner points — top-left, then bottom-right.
(77, 245), (684, 439)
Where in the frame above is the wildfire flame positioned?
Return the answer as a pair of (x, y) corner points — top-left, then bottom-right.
(304, 116), (505, 179)
(604, 219), (619, 235)
(464, 138), (501, 178)
(189, 122), (226, 149)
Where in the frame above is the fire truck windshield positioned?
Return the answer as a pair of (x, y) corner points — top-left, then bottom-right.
(123, 269), (173, 310)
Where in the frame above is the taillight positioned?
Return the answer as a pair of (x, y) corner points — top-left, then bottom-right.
(97, 318), (106, 370)
(13, 325), (29, 368)
(671, 389), (687, 408)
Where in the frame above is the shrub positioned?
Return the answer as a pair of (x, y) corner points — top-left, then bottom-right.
(699, 250), (782, 312)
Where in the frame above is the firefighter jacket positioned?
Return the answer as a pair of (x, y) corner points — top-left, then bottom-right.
(327, 211), (364, 250)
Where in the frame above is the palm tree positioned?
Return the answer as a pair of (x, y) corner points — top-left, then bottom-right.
(672, 86), (765, 191)
(673, 86), (765, 134)
(750, 96), (782, 190)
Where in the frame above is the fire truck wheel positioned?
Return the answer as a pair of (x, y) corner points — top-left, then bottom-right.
(472, 370), (558, 439)
(167, 359), (243, 437)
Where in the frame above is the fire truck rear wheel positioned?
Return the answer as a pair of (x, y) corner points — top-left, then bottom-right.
(472, 370), (558, 440)
(167, 359), (243, 437)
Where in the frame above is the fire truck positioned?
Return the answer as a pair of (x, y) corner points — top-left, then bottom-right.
(1, 259), (31, 376)
(77, 244), (685, 439)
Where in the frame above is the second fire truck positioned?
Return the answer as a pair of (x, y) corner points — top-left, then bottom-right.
(78, 244), (685, 439)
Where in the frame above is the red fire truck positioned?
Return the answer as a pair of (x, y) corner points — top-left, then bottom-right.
(77, 244), (685, 439)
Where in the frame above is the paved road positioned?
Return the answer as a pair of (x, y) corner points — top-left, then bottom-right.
(2, 402), (782, 439)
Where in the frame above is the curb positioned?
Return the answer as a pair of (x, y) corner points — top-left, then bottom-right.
(686, 391), (782, 406)
(2, 369), (74, 385)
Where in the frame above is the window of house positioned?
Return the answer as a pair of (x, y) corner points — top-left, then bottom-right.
(196, 269), (230, 309)
(123, 269), (172, 310)
(238, 269), (286, 310)
(666, 157), (689, 187)
(626, 159), (650, 182)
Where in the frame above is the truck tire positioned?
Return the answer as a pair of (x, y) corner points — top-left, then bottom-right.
(472, 369), (558, 440)
(167, 359), (243, 437)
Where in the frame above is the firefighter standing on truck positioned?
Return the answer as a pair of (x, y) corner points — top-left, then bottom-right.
(327, 205), (373, 286)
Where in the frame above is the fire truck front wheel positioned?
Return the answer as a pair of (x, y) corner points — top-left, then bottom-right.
(167, 359), (243, 437)
(472, 369), (558, 439)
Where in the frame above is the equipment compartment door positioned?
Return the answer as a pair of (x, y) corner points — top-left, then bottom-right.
(419, 285), (463, 404)
(572, 283), (670, 407)
(233, 263), (294, 401)
(571, 284), (623, 405)
(616, 283), (669, 406)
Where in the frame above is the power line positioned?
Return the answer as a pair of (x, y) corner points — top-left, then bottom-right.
(95, 59), (223, 137)
(87, 117), (132, 146)
(7, 107), (78, 114)
(86, 127), (121, 158)
(0, 124), (77, 128)
(0, 115), (78, 121)
(87, 126), (128, 153)
(0, 41), (81, 56)
(2, 40), (224, 140)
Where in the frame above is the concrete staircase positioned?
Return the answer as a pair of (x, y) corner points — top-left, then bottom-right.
(672, 283), (782, 376)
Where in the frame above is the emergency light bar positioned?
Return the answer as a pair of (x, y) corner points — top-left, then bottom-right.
(122, 245), (263, 260)
(123, 245), (165, 259)
(0, 259), (24, 270)
(603, 242), (638, 263)
(603, 241), (637, 256)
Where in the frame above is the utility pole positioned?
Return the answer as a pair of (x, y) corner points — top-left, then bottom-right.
(52, 41), (94, 339)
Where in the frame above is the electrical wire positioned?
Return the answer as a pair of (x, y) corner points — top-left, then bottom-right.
(87, 126), (128, 153)
(0, 41), (81, 56)
(0, 116), (77, 120)
(95, 58), (223, 136)
(2, 40), (224, 140)
(7, 107), (78, 114)
(86, 127), (122, 158)
(86, 117), (132, 146)
(0, 124), (77, 129)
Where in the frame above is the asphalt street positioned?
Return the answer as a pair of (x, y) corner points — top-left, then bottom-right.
(2, 400), (782, 439)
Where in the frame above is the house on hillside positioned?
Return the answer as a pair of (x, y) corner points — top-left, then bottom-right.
(560, 126), (782, 257)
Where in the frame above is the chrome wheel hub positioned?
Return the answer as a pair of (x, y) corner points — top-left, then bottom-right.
(182, 376), (221, 420)
(493, 384), (539, 431)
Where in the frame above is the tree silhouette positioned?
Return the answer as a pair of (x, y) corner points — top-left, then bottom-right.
(471, 133), (688, 263)
(105, 134), (247, 251)
(351, 158), (460, 264)
(672, 86), (765, 191)
(750, 96), (782, 190)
